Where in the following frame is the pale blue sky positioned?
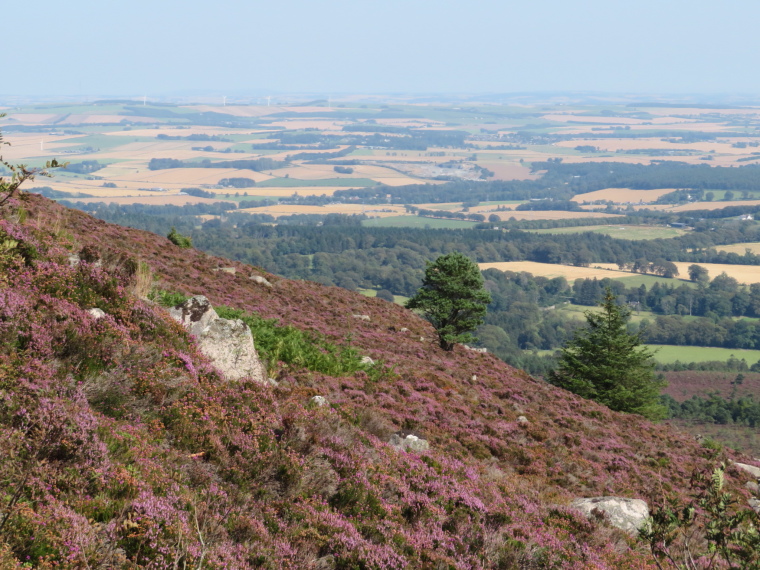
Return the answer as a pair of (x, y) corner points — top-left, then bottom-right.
(6, 0), (759, 97)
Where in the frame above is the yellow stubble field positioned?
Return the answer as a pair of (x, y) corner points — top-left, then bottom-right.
(595, 262), (760, 285)
(478, 261), (629, 281)
(237, 204), (407, 217)
(572, 188), (678, 203)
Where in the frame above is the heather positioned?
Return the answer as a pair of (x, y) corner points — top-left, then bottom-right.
(1, 195), (759, 568)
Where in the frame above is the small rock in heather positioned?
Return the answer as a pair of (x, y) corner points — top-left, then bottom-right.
(471, 374), (477, 382)
(517, 415), (529, 425)
(735, 462), (760, 479)
(68, 254), (80, 267)
(571, 497), (649, 534)
(310, 395), (329, 407)
(250, 275), (273, 288)
(353, 314), (370, 321)
(389, 433), (430, 453)
(267, 378), (279, 387)
(464, 345), (488, 353)
(400, 327), (409, 332)
(360, 356), (375, 365)
(213, 267), (236, 275)
(88, 308), (106, 320)
(750, 498), (760, 514)
(314, 554), (336, 570)
(746, 481), (759, 494)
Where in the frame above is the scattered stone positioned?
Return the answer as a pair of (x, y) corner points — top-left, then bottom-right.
(746, 481), (760, 495)
(400, 327), (409, 333)
(471, 374), (477, 382)
(213, 267), (237, 275)
(389, 433), (430, 453)
(267, 378), (279, 387)
(517, 415), (529, 425)
(169, 296), (266, 383)
(250, 275), (273, 288)
(571, 497), (649, 534)
(68, 254), (80, 267)
(88, 308), (106, 320)
(352, 314), (370, 321)
(750, 498), (760, 514)
(314, 554), (336, 570)
(735, 462), (760, 479)
(360, 356), (375, 366)
(310, 395), (329, 407)
(420, 337), (425, 342)
(464, 345), (488, 353)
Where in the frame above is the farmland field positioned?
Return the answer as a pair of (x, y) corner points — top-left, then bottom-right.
(647, 345), (760, 366)
(529, 225), (687, 240)
(479, 261), (690, 286)
(596, 262), (760, 285)
(571, 188), (678, 204)
(715, 242), (760, 255)
(362, 215), (477, 229)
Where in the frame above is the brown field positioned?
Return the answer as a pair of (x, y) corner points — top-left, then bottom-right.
(237, 204), (407, 218)
(596, 262), (760, 285)
(264, 163), (428, 186)
(490, 211), (622, 221)
(572, 188), (678, 203)
(555, 138), (751, 154)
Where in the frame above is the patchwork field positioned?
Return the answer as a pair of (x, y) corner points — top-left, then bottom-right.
(572, 188), (678, 204)
(529, 225), (688, 240)
(716, 242), (760, 255)
(596, 262), (760, 284)
(237, 204), (407, 218)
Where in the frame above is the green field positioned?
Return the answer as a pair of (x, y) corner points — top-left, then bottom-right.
(358, 288), (409, 305)
(363, 215), (478, 229)
(615, 274), (695, 288)
(530, 225), (687, 240)
(646, 345), (760, 365)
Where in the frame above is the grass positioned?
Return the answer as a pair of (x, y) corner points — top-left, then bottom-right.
(529, 225), (687, 240)
(362, 215), (478, 229)
(647, 344), (760, 366)
(358, 288), (410, 305)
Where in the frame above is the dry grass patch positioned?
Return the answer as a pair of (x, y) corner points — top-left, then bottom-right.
(595, 262), (760, 285)
(716, 242), (760, 255)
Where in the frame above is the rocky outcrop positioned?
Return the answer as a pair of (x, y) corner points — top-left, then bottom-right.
(170, 296), (266, 383)
(735, 462), (760, 479)
(571, 497), (649, 534)
(389, 433), (429, 453)
(250, 275), (273, 288)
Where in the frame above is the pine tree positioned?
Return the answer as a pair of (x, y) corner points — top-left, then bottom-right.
(549, 288), (667, 420)
(406, 252), (491, 351)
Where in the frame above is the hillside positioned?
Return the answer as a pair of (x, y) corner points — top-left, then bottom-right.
(1, 193), (758, 568)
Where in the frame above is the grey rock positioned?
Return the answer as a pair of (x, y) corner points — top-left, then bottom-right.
(88, 308), (106, 320)
(310, 395), (329, 407)
(213, 267), (237, 275)
(68, 254), (80, 267)
(353, 314), (370, 321)
(750, 498), (760, 514)
(169, 296), (218, 338)
(400, 327), (409, 333)
(267, 378), (279, 387)
(169, 296), (266, 383)
(517, 415), (529, 425)
(571, 497), (649, 534)
(464, 345), (488, 353)
(314, 554), (336, 570)
(198, 318), (266, 382)
(746, 481), (759, 495)
(360, 356), (375, 366)
(250, 275), (273, 288)
(389, 433), (430, 453)
(735, 462), (760, 479)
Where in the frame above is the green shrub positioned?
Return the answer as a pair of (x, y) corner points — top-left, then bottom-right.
(166, 227), (192, 249)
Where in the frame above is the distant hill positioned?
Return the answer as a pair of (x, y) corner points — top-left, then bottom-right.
(0, 194), (757, 568)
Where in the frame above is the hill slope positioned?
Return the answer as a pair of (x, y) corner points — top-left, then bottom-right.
(0, 194), (757, 568)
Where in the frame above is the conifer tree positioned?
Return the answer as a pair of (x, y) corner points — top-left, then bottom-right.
(549, 288), (666, 420)
(406, 252), (491, 351)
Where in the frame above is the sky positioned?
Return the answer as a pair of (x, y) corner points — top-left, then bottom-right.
(5, 0), (760, 98)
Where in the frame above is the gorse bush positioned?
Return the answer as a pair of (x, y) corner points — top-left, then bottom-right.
(166, 226), (192, 248)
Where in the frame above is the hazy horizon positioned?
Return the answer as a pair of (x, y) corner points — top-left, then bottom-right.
(7, 0), (760, 100)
